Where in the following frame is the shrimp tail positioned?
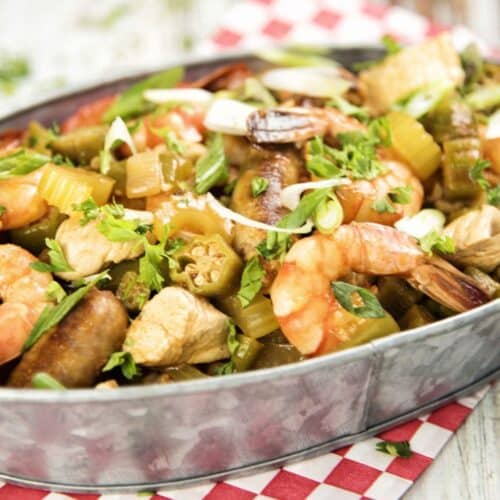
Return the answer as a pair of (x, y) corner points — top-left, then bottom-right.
(247, 108), (327, 144)
(407, 256), (489, 313)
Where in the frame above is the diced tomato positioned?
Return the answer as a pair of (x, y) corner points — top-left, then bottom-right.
(143, 105), (206, 148)
(61, 95), (117, 133)
(0, 129), (23, 154)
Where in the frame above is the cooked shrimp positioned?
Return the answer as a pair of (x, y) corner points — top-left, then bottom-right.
(247, 107), (365, 144)
(270, 223), (489, 356)
(0, 244), (53, 365)
(337, 159), (423, 225)
(0, 168), (48, 230)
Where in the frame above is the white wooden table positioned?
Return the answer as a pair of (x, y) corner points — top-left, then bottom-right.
(406, 384), (500, 499)
(0, 1), (498, 498)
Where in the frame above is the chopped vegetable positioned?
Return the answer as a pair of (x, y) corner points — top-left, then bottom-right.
(237, 256), (265, 307)
(217, 294), (279, 338)
(195, 133), (228, 194)
(387, 111), (441, 180)
(100, 117), (136, 174)
(45, 281), (67, 303)
(359, 34), (464, 113)
(103, 351), (141, 380)
(376, 440), (412, 458)
(116, 271), (150, 311)
(172, 234), (243, 297)
(395, 209), (446, 239)
(465, 84), (500, 110)
(313, 193), (343, 233)
(327, 95), (370, 122)
(251, 176), (269, 197)
(377, 277), (422, 318)
(400, 304), (435, 330)
(260, 66), (351, 99)
(38, 164), (115, 213)
(144, 88), (213, 106)
(31, 372), (66, 390)
(30, 238), (74, 273)
(255, 48), (338, 67)
(50, 125), (107, 165)
(381, 34), (402, 55)
(203, 98), (256, 135)
(442, 138), (481, 200)
(372, 197), (396, 214)
(103, 66), (185, 121)
(23, 270), (109, 350)
(332, 281), (386, 319)
(126, 150), (163, 198)
(0, 150), (50, 179)
(419, 231), (455, 255)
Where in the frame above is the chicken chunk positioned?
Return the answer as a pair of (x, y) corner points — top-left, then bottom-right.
(124, 286), (230, 366)
(55, 215), (145, 281)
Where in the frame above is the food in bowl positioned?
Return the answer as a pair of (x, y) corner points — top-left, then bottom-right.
(0, 34), (498, 389)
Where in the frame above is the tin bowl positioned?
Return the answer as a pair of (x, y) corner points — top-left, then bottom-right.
(0, 47), (499, 493)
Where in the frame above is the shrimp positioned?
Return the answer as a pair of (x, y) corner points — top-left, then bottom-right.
(0, 244), (53, 365)
(337, 158), (423, 225)
(247, 107), (365, 144)
(270, 223), (489, 356)
(0, 168), (48, 231)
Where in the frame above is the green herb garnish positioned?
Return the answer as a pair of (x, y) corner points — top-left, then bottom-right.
(103, 66), (184, 121)
(0, 150), (50, 179)
(237, 256), (265, 308)
(31, 372), (66, 390)
(195, 132), (228, 194)
(376, 440), (412, 458)
(419, 231), (455, 255)
(381, 34), (402, 56)
(73, 198), (100, 225)
(23, 270), (109, 350)
(388, 185), (413, 205)
(45, 281), (67, 303)
(30, 239), (74, 273)
(103, 351), (141, 380)
(331, 281), (386, 318)
(372, 197), (396, 214)
(327, 95), (370, 122)
(216, 320), (240, 375)
(251, 176), (269, 197)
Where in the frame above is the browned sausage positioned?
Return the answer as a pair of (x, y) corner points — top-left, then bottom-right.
(8, 289), (128, 388)
(231, 146), (303, 288)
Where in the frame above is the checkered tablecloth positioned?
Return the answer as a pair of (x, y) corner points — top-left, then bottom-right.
(0, 1), (496, 499)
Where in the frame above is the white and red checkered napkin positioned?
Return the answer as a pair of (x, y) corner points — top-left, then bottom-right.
(0, 386), (490, 500)
(1, 1), (495, 499)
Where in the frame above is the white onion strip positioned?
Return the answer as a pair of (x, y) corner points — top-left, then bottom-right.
(203, 98), (256, 135)
(105, 116), (136, 155)
(280, 178), (351, 211)
(123, 209), (154, 224)
(144, 88), (213, 105)
(206, 193), (313, 234)
(485, 109), (500, 140)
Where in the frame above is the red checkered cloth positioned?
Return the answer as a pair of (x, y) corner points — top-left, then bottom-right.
(0, 387), (489, 500)
(1, 1), (496, 499)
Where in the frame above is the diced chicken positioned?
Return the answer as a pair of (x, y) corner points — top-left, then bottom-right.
(359, 34), (465, 114)
(123, 286), (229, 366)
(55, 215), (145, 280)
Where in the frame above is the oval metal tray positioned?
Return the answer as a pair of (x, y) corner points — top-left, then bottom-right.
(0, 47), (499, 493)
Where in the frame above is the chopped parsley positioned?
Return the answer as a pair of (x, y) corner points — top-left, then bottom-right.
(305, 117), (390, 181)
(237, 257), (265, 308)
(372, 196), (396, 214)
(251, 176), (269, 197)
(331, 281), (386, 319)
(469, 159), (500, 206)
(45, 281), (67, 303)
(388, 185), (413, 205)
(30, 239), (74, 273)
(419, 231), (455, 255)
(72, 198), (100, 225)
(102, 351), (141, 380)
(376, 440), (412, 458)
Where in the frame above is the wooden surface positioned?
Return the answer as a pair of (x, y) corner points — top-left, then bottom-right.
(406, 384), (500, 499)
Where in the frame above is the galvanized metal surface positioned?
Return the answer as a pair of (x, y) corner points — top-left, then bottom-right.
(0, 48), (499, 492)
